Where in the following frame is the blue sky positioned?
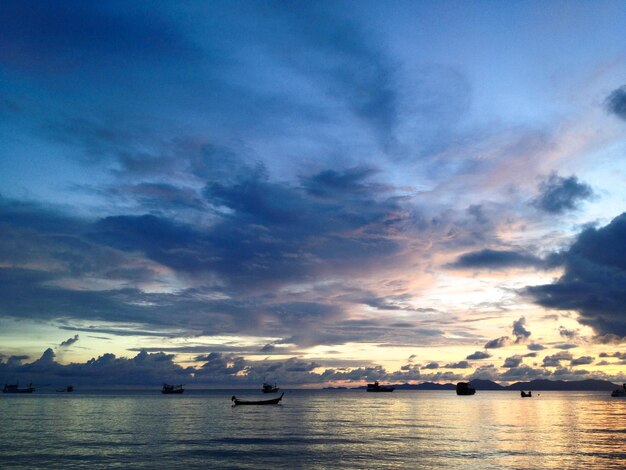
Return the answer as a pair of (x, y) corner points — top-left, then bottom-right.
(1, 1), (626, 386)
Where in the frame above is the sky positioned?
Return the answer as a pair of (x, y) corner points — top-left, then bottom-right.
(1, 0), (626, 387)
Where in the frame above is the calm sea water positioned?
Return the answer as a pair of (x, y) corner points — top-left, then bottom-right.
(1, 389), (625, 469)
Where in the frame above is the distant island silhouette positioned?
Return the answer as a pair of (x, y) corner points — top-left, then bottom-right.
(325, 378), (619, 392)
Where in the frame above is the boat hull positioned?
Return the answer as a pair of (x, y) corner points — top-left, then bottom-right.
(232, 393), (284, 406)
(3, 385), (35, 394)
(456, 382), (475, 396)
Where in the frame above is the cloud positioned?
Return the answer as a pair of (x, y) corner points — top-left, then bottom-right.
(526, 213), (626, 340)
(445, 361), (471, 369)
(59, 335), (79, 348)
(532, 173), (593, 214)
(466, 351), (491, 360)
(0, 165), (422, 348)
(558, 326), (579, 339)
(553, 343), (578, 350)
(512, 317), (531, 343)
(605, 85), (626, 121)
(527, 343), (545, 351)
(502, 355), (524, 368)
(542, 351), (573, 367)
(500, 365), (545, 381)
(570, 356), (594, 366)
(422, 362), (440, 370)
(484, 336), (510, 349)
(599, 351), (626, 359)
(447, 249), (543, 270)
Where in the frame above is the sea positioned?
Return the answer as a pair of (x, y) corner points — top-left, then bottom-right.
(1, 389), (625, 469)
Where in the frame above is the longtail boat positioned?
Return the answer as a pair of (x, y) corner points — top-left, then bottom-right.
(3, 383), (35, 393)
(231, 392), (284, 406)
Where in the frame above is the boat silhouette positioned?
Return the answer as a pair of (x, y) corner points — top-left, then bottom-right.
(3, 383), (35, 393)
(611, 384), (626, 397)
(456, 382), (476, 395)
(520, 391), (532, 398)
(56, 385), (74, 393)
(262, 382), (280, 393)
(232, 392), (284, 406)
(366, 381), (395, 392)
(162, 384), (184, 394)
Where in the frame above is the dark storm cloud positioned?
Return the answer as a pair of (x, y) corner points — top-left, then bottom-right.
(447, 249), (543, 270)
(484, 336), (509, 349)
(526, 212), (626, 339)
(59, 335), (79, 348)
(605, 85), (626, 121)
(0, 157), (417, 347)
(512, 317), (531, 343)
(532, 173), (593, 214)
(466, 351), (491, 360)
(89, 164), (408, 288)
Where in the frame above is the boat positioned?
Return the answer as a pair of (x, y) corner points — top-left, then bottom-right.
(611, 384), (626, 397)
(366, 381), (395, 392)
(521, 391), (532, 398)
(162, 384), (184, 394)
(232, 392), (284, 406)
(3, 383), (35, 394)
(262, 382), (280, 393)
(456, 382), (476, 396)
(56, 385), (74, 393)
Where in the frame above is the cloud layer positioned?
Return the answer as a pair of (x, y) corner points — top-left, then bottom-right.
(526, 213), (626, 339)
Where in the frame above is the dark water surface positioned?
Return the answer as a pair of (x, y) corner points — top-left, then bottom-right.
(1, 390), (625, 469)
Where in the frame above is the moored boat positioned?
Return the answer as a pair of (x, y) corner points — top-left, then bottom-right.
(456, 382), (475, 396)
(366, 381), (395, 392)
(521, 391), (532, 398)
(262, 382), (280, 393)
(162, 383), (184, 394)
(3, 383), (35, 394)
(611, 384), (626, 397)
(232, 392), (284, 406)
(56, 385), (74, 393)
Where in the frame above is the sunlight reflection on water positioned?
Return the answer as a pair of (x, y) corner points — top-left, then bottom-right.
(1, 390), (625, 469)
